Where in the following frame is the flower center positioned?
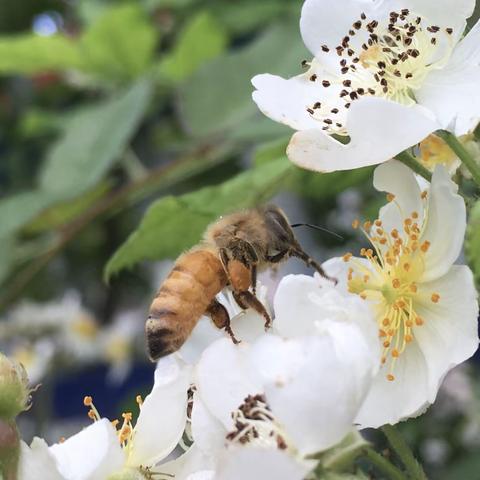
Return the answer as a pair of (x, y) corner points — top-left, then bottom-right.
(343, 193), (440, 381)
(226, 394), (291, 452)
(304, 8), (454, 135)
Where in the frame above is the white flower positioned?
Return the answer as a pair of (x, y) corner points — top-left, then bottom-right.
(326, 160), (479, 427)
(191, 276), (379, 470)
(18, 357), (192, 480)
(100, 310), (143, 384)
(252, 0), (480, 172)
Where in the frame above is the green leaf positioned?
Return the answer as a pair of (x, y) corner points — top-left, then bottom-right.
(0, 35), (83, 74)
(105, 159), (293, 279)
(39, 79), (152, 200)
(466, 199), (480, 287)
(0, 191), (53, 240)
(178, 23), (307, 137)
(80, 4), (159, 80)
(158, 12), (227, 82)
(253, 136), (289, 166)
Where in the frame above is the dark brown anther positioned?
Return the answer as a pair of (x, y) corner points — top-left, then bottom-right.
(343, 79), (352, 87)
(361, 12), (366, 20)
(336, 46), (344, 55)
(416, 16), (421, 24)
(383, 86), (388, 93)
(323, 118), (333, 125)
(345, 102), (351, 108)
(321, 45), (330, 52)
(331, 108), (339, 114)
(405, 73), (413, 79)
(347, 48), (355, 56)
(431, 37), (437, 45)
(394, 70), (401, 77)
(368, 88), (376, 95)
(307, 108), (314, 114)
(357, 87), (365, 95)
(340, 89), (349, 97)
(336, 122), (343, 128)
(349, 29), (355, 36)
(405, 37), (413, 46)
(349, 91), (358, 100)
(380, 78), (387, 86)
(340, 59), (347, 66)
(341, 67), (349, 74)
(377, 61), (386, 69)
(353, 20), (362, 29)
(322, 80), (331, 87)
(352, 57), (360, 63)
(446, 27), (453, 34)
(362, 43), (368, 50)
(310, 74), (317, 81)
(301, 60), (309, 67)
(313, 102), (321, 109)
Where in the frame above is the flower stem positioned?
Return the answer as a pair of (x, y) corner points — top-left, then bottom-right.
(395, 151), (432, 182)
(362, 447), (406, 480)
(382, 425), (427, 480)
(437, 130), (480, 186)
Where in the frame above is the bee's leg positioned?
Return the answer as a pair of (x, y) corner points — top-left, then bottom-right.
(233, 291), (272, 330)
(291, 248), (337, 284)
(205, 299), (240, 344)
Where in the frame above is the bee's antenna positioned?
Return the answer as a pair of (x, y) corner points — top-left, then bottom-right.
(290, 223), (344, 240)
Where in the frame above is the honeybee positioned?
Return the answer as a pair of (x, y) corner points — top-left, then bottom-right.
(146, 204), (336, 360)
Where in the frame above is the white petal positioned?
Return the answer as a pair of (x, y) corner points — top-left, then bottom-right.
(158, 445), (215, 480)
(216, 447), (311, 480)
(49, 418), (125, 480)
(19, 438), (65, 480)
(415, 266), (479, 398)
(195, 339), (262, 430)
(355, 339), (431, 428)
(252, 73), (330, 131)
(287, 98), (438, 172)
(373, 160), (424, 235)
(300, 0), (385, 59)
(250, 331), (378, 454)
(191, 393), (227, 457)
(402, 0), (474, 39)
(178, 317), (224, 365)
(419, 166), (466, 282)
(417, 21), (480, 135)
(128, 357), (190, 467)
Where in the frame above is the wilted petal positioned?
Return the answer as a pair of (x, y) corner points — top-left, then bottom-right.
(49, 418), (124, 480)
(127, 357), (190, 467)
(287, 98), (438, 172)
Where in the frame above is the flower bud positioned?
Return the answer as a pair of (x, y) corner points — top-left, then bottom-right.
(0, 353), (30, 419)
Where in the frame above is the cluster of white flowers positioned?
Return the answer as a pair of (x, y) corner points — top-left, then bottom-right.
(0, 293), (145, 385)
(14, 0), (480, 478)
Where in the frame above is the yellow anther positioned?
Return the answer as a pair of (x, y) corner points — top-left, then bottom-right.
(360, 293), (367, 300)
(421, 190), (428, 199)
(374, 219), (382, 227)
(415, 316), (424, 326)
(404, 218), (413, 226)
(391, 349), (400, 358)
(387, 193), (395, 202)
(376, 228), (384, 235)
(343, 252), (353, 262)
(405, 334), (413, 343)
(383, 341), (390, 348)
(397, 300), (406, 309)
(382, 318), (390, 326)
(387, 374), (395, 382)
(391, 229), (399, 239)
(406, 320), (413, 327)
(431, 293), (440, 303)
(111, 419), (119, 428)
(392, 278), (401, 288)
(410, 284), (417, 293)
(122, 412), (133, 422)
(379, 329), (387, 338)
(388, 329), (395, 336)
(352, 219), (360, 229)
(88, 410), (96, 420)
(380, 238), (387, 245)
(364, 221), (372, 230)
(59, 437), (65, 443)
(136, 395), (143, 406)
(421, 241), (431, 252)
(403, 263), (411, 271)
(412, 212), (419, 219)
(83, 396), (93, 406)
(410, 234), (418, 241)
(381, 357), (387, 364)
(363, 275), (370, 282)
(366, 248), (373, 257)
